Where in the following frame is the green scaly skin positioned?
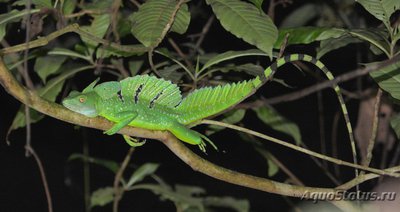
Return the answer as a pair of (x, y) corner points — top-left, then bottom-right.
(62, 54), (355, 155)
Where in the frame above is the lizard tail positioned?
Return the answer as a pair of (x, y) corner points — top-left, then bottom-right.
(261, 54), (358, 178)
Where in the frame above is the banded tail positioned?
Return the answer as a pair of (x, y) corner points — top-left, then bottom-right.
(176, 54), (357, 173)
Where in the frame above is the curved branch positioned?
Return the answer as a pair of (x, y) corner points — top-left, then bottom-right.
(0, 24), (149, 56)
(200, 120), (400, 177)
(0, 57), (338, 198)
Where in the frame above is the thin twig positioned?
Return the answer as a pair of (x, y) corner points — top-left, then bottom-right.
(0, 24), (149, 55)
(363, 89), (383, 167)
(110, 0), (121, 43)
(25, 146), (53, 212)
(64, 9), (103, 18)
(337, 165), (400, 190)
(278, 33), (289, 58)
(147, 50), (161, 77)
(200, 119), (400, 177)
(167, 38), (192, 68)
(264, 151), (304, 186)
(300, 143), (341, 186)
(129, 0), (141, 8)
(317, 91), (328, 169)
(193, 15), (214, 53)
(82, 130), (91, 212)
(113, 147), (135, 212)
(331, 110), (341, 179)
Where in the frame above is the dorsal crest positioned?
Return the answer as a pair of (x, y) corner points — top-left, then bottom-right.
(120, 75), (182, 109)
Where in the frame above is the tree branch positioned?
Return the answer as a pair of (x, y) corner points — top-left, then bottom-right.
(0, 57), (346, 199)
(0, 24), (149, 56)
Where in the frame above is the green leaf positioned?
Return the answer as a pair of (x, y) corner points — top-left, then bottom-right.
(348, 28), (391, 56)
(254, 148), (279, 177)
(48, 47), (91, 61)
(253, 106), (302, 145)
(8, 109), (45, 137)
(128, 60), (144, 76)
(117, 17), (133, 38)
(200, 49), (269, 73)
(206, 109), (246, 135)
(204, 196), (250, 212)
(206, 0), (278, 57)
(356, 0), (400, 27)
(280, 3), (318, 28)
(125, 163), (159, 189)
(90, 187), (114, 207)
(130, 183), (249, 212)
(131, 0), (189, 47)
(274, 27), (345, 49)
(267, 156), (279, 177)
(274, 27), (391, 57)
(0, 24), (6, 42)
(81, 0), (112, 10)
(390, 113), (400, 139)
(170, 4), (190, 34)
(62, 0), (77, 15)
(32, 0), (53, 8)
(34, 55), (67, 83)
(38, 65), (94, 98)
(317, 34), (363, 58)
(175, 184), (206, 196)
(0, 9), (41, 41)
(370, 59), (400, 100)
(96, 44), (147, 58)
(69, 153), (120, 173)
(248, 0), (264, 11)
(158, 64), (186, 82)
(218, 63), (264, 77)
(81, 14), (111, 47)
(130, 184), (204, 211)
(7, 65), (93, 136)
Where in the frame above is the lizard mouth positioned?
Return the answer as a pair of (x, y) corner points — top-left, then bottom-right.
(62, 100), (98, 117)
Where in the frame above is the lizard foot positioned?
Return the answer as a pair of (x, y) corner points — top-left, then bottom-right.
(123, 135), (146, 147)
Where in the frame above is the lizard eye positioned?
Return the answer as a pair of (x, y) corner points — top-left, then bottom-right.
(79, 97), (85, 103)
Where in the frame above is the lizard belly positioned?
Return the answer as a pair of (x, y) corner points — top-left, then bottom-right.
(128, 111), (174, 131)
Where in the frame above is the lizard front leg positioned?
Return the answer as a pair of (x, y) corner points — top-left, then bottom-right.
(104, 111), (138, 135)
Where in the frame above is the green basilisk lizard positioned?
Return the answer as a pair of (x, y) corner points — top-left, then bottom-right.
(62, 54), (354, 152)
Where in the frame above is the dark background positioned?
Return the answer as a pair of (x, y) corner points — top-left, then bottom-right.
(0, 0), (383, 211)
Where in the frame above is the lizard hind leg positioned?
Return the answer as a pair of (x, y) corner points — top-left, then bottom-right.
(122, 135), (146, 147)
(168, 121), (217, 152)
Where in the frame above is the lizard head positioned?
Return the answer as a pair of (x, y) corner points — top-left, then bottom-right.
(62, 90), (100, 117)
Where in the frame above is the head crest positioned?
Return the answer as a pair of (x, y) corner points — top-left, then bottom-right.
(82, 78), (100, 93)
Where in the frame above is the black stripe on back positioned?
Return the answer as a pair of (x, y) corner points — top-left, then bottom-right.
(298, 54), (304, 60)
(134, 84), (143, 104)
(174, 99), (182, 108)
(149, 91), (163, 108)
(117, 90), (124, 102)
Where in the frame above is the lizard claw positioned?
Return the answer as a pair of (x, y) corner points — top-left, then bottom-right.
(123, 135), (146, 147)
